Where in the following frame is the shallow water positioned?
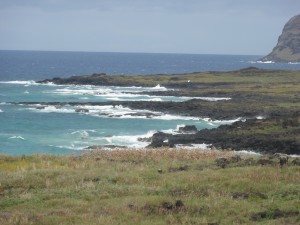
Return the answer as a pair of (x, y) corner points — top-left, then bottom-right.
(0, 82), (236, 155)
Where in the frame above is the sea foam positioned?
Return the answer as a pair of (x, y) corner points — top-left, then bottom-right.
(24, 103), (242, 123)
(0, 80), (60, 87)
(8, 136), (26, 140)
(0, 80), (37, 85)
(249, 60), (275, 64)
(28, 105), (74, 114)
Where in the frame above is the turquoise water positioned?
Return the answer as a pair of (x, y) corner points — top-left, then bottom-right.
(1, 82), (233, 155)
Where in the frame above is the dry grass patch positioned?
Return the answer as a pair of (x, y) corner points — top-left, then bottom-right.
(0, 149), (299, 225)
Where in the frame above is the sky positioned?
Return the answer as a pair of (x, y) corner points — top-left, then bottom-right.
(0, 0), (299, 55)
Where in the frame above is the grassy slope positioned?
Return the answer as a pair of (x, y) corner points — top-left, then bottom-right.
(0, 149), (299, 225)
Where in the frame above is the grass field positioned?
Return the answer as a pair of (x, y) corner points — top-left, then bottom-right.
(0, 149), (299, 225)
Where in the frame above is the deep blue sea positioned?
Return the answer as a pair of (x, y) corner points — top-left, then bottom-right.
(1, 50), (300, 155)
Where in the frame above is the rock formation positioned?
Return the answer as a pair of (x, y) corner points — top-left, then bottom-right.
(261, 14), (300, 62)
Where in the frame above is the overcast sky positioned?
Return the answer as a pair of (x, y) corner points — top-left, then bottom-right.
(0, 0), (299, 55)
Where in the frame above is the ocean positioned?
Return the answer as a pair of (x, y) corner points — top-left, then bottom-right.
(1, 50), (300, 155)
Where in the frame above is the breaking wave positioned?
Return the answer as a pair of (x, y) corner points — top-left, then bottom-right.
(24, 104), (203, 121)
(0, 80), (37, 85)
(44, 85), (229, 102)
(27, 105), (74, 113)
(8, 136), (26, 140)
(0, 80), (57, 86)
(249, 60), (275, 64)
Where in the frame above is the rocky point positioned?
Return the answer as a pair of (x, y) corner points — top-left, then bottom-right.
(262, 14), (300, 62)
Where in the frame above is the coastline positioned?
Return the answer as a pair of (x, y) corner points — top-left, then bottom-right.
(2, 67), (299, 155)
(1, 67), (300, 224)
(30, 67), (300, 155)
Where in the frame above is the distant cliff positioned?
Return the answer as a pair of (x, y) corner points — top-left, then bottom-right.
(261, 14), (300, 62)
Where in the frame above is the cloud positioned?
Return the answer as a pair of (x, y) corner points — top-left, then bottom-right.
(0, 0), (299, 54)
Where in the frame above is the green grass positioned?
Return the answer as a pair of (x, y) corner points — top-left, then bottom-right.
(0, 149), (299, 225)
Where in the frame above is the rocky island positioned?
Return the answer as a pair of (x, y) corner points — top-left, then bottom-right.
(261, 14), (300, 62)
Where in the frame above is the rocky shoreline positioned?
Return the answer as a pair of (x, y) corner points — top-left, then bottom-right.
(146, 119), (299, 155)
(28, 67), (300, 154)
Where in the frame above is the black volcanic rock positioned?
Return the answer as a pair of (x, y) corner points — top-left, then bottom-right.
(178, 125), (198, 133)
(262, 14), (300, 62)
(146, 118), (300, 155)
(147, 132), (172, 148)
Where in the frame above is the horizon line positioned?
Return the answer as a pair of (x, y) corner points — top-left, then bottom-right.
(0, 49), (264, 57)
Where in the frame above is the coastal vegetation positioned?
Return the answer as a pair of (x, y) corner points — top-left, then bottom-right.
(0, 149), (299, 225)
